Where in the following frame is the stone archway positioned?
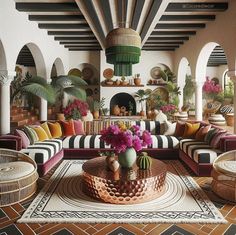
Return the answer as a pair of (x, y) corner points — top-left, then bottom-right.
(53, 57), (65, 76)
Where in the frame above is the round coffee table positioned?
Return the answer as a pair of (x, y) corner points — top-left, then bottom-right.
(82, 156), (167, 204)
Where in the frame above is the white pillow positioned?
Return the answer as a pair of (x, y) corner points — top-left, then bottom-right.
(163, 120), (176, 135)
(155, 110), (167, 123)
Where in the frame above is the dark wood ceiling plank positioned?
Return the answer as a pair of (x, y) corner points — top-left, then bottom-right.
(151, 31), (196, 35)
(68, 48), (101, 51)
(16, 2), (80, 12)
(145, 41), (184, 44)
(131, 0), (145, 30)
(38, 23), (89, 29)
(60, 41), (98, 44)
(100, 0), (113, 32)
(140, 0), (163, 40)
(166, 2), (228, 12)
(142, 48), (175, 51)
(160, 15), (215, 21)
(148, 36), (189, 40)
(81, 0), (106, 41)
(155, 23), (205, 29)
(29, 15), (85, 21)
(48, 31), (94, 35)
(54, 36), (96, 40)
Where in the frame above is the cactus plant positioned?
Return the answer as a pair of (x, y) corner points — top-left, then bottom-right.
(137, 152), (152, 170)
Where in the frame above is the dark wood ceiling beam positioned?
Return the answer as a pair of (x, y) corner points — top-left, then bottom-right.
(131, 0), (145, 30)
(68, 48), (101, 51)
(16, 2), (80, 12)
(151, 31), (196, 35)
(142, 48), (175, 51)
(166, 2), (228, 12)
(29, 15), (85, 21)
(155, 23), (205, 29)
(148, 36), (189, 40)
(59, 41), (98, 44)
(54, 36), (96, 40)
(48, 31), (94, 36)
(64, 45), (100, 48)
(145, 41), (184, 44)
(140, 0), (163, 40)
(38, 23), (89, 29)
(160, 15), (215, 21)
(100, 0), (113, 32)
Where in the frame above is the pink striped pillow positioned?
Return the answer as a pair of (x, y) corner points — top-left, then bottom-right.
(15, 129), (30, 148)
(210, 130), (227, 149)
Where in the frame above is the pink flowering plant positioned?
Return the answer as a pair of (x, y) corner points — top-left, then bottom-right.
(160, 104), (177, 119)
(100, 122), (152, 153)
(203, 77), (222, 100)
(63, 99), (88, 120)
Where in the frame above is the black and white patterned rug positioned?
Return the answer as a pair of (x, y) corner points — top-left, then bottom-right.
(18, 160), (226, 224)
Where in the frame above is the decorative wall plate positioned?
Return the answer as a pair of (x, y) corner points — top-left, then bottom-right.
(68, 68), (82, 77)
(103, 68), (114, 79)
(82, 67), (94, 80)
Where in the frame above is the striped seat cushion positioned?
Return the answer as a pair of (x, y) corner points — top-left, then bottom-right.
(144, 135), (179, 149)
(180, 139), (222, 163)
(21, 139), (63, 164)
(63, 135), (110, 149)
(130, 121), (164, 135)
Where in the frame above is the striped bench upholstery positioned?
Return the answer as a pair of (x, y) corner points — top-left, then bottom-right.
(220, 105), (234, 114)
(21, 139), (63, 164)
(63, 134), (179, 149)
(180, 139), (222, 164)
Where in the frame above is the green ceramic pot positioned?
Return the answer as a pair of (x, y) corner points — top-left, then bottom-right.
(118, 147), (137, 168)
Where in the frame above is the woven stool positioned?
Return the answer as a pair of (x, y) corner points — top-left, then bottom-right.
(208, 114), (226, 126)
(211, 150), (236, 202)
(0, 149), (38, 207)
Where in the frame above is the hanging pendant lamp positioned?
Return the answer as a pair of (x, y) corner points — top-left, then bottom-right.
(105, 28), (141, 76)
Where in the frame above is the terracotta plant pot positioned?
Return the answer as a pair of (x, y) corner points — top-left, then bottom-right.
(93, 110), (100, 119)
(140, 110), (146, 117)
(134, 78), (141, 86)
(56, 113), (65, 121)
(113, 105), (120, 116)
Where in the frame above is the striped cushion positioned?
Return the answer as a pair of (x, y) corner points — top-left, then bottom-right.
(63, 135), (110, 149)
(220, 105), (234, 114)
(180, 139), (222, 163)
(130, 121), (163, 135)
(21, 139), (63, 164)
(63, 134), (178, 149)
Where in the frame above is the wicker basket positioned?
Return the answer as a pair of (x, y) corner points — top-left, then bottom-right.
(0, 149), (38, 207)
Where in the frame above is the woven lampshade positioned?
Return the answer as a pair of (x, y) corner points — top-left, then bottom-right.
(105, 28), (141, 76)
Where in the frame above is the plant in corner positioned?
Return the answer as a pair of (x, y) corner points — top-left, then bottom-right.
(134, 89), (152, 116)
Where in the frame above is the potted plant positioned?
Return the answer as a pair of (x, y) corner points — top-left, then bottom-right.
(120, 76), (128, 85)
(93, 100), (100, 119)
(134, 74), (141, 86)
(134, 89), (152, 116)
(183, 75), (195, 106)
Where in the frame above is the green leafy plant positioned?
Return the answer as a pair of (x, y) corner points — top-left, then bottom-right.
(183, 75), (195, 105)
(134, 89), (152, 112)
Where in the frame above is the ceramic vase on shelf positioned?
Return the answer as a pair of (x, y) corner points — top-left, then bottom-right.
(118, 147), (137, 168)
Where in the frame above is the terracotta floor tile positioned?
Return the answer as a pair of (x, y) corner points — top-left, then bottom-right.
(85, 226), (98, 234)
(226, 207), (236, 221)
(1, 206), (20, 219)
(147, 224), (172, 235)
(93, 224), (110, 230)
(74, 223), (91, 230)
(201, 225), (213, 233)
(178, 224), (208, 235)
(34, 223), (58, 234)
(16, 223), (35, 235)
(65, 224), (90, 235)
(11, 203), (25, 213)
(28, 223), (42, 230)
(210, 223), (231, 235)
(143, 224), (160, 233)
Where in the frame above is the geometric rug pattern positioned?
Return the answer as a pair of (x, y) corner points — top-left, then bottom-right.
(18, 160), (226, 224)
(0, 160), (236, 234)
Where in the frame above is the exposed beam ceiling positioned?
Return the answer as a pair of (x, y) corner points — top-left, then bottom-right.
(16, 45), (35, 67)
(15, 0), (229, 52)
(207, 46), (227, 67)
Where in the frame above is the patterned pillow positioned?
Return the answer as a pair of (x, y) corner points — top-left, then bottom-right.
(163, 120), (176, 136)
(23, 126), (39, 144)
(41, 122), (52, 139)
(174, 121), (185, 137)
(60, 120), (76, 136)
(73, 119), (85, 135)
(210, 130), (227, 149)
(15, 129), (30, 148)
(195, 125), (211, 141)
(182, 122), (200, 139)
(48, 122), (62, 138)
(31, 126), (49, 141)
(204, 128), (217, 145)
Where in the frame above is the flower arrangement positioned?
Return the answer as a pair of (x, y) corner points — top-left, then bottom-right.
(63, 99), (88, 120)
(100, 122), (152, 153)
(160, 104), (177, 118)
(203, 77), (222, 100)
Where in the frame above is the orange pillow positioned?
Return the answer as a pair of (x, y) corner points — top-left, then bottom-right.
(31, 126), (49, 141)
(182, 122), (200, 139)
(41, 122), (52, 139)
(174, 121), (185, 137)
(48, 122), (62, 138)
(60, 120), (76, 136)
(195, 124), (211, 141)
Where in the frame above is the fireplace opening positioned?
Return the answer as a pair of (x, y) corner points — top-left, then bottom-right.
(110, 93), (136, 116)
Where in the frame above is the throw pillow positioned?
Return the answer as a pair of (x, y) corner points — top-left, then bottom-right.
(154, 110), (167, 123)
(163, 120), (176, 135)
(60, 120), (76, 136)
(210, 130), (227, 149)
(182, 122), (200, 139)
(41, 122), (52, 139)
(204, 128), (217, 145)
(15, 129), (30, 148)
(23, 126), (39, 144)
(195, 124), (211, 141)
(73, 119), (85, 135)
(48, 122), (63, 138)
(174, 121), (185, 137)
(31, 126), (49, 141)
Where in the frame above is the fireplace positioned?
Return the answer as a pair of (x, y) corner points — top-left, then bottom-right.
(110, 93), (136, 115)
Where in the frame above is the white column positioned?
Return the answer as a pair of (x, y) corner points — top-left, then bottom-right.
(195, 81), (204, 121)
(0, 70), (15, 134)
(178, 85), (184, 111)
(229, 76), (236, 134)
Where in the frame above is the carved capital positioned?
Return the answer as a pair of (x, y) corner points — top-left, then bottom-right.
(0, 70), (16, 86)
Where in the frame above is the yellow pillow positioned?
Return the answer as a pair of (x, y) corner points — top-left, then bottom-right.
(31, 126), (49, 141)
(182, 122), (200, 138)
(48, 122), (62, 138)
(41, 122), (52, 139)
